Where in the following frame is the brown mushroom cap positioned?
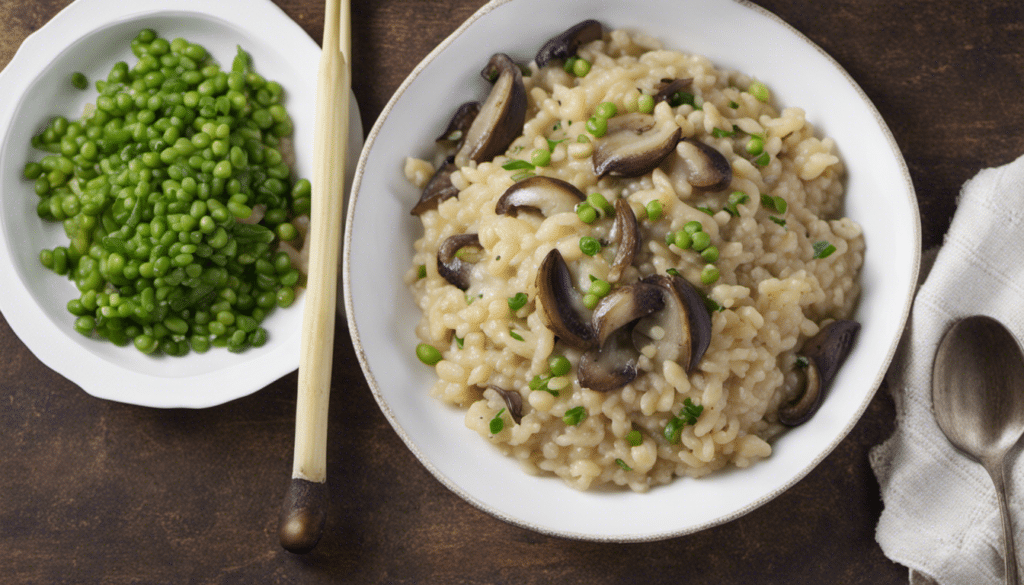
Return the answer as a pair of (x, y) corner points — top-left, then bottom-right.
(593, 113), (682, 178)
(675, 138), (732, 191)
(436, 233), (482, 290)
(578, 328), (639, 393)
(607, 199), (640, 283)
(436, 101), (481, 148)
(411, 156), (460, 216)
(455, 54), (527, 167)
(535, 248), (596, 350)
(488, 385), (524, 424)
(654, 78), (694, 105)
(494, 176), (586, 217)
(633, 274), (713, 373)
(591, 282), (665, 348)
(535, 19), (603, 68)
(778, 319), (860, 426)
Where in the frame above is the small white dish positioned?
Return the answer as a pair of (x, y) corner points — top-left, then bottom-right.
(0, 0), (362, 408)
(345, 0), (919, 540)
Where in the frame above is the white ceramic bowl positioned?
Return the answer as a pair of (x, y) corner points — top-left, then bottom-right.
(0, 0), (362, 408)
(345, 0), (919, 540)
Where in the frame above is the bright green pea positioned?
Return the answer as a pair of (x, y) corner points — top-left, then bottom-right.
(683, 221), (704, 234)
(572, 58), (591, 77)
(548, 355), (571, 377)
(637, 94), (654, 114)
(579, 236), (601, 256)
(416, 343), (442, 366)
(646, 200), (662, 221)
(691, 231), (711, 252)
(585, 116), (607, 137)
(700, 264), (720, 284)
(701, 245), (719, 263)
(673, 230), (692, 250)
(575, 202), (597, 224)
(595, 102), (617, 119)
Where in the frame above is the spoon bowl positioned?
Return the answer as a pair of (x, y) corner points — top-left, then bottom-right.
(933, 315), (1024, 584)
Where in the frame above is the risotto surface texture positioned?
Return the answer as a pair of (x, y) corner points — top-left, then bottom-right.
(404, 27), (863, 492)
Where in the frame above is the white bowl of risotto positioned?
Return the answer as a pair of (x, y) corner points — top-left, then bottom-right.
(344, 0), (919, 541)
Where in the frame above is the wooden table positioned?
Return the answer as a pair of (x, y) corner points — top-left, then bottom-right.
(2, 1), (1021, 583)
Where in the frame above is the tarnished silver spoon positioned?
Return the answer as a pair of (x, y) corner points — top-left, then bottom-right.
(933, 315), (1024, 584)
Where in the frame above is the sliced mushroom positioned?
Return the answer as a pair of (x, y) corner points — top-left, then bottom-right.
(411, 156), (460, 216)
(436, 101), (481, 148)
(675, 138), (732, 191)
(494, 176), (586, 217)
(454, 54), (527, 167)
(591, 282), (664, 348)
(607, 199), (640, 283)
(778, 319), (861, 426)
(436, 233), (482, 290)
(592, 113), (682, 178)
(578, 327), (639, 393)
(535, 19), (603, 68)
(654, 78), (694, 105)
(535, 248), (596, 350)
(632, 274), (713, 372)
(488, 385), (523, 424)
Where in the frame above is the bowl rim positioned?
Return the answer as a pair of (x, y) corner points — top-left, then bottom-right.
(343, 0), (921, 540)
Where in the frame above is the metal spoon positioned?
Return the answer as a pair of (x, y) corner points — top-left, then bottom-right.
(933, 315), (1024, 584)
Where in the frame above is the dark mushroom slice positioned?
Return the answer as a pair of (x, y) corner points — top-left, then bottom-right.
(494, 176), (586, 217)
(591, 282), (665, 348)
(436, 101), (481, 148)
(411, 156), (460, 216)
(578, 327), (639, 392)
(488, 385), (524, 424)
(653, 78), (694, 106)
(592, 113), (682, 178)
(535, 19), (603, 68)
(454, 53), (527, 167)
(436, 233), (482, 290)
(535, 248), (596, 350)
(607, 199), (640, 283)
(778, 319), (861, 426)
(632, 274), (713, 373)
(675, 138), (732, 191)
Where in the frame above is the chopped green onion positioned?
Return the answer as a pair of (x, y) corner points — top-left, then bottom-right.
(754, 151), (770, 166)
(529, 374), (558, 396)
(796, 356), (810, 368)
(760, 193), (787, 214)
(615, 459), (633, 471)
(508, 292), (528, 313)
(502, 159), (535, 171)
(697, 206), (715, 216)
(489, 408), (506, 434)
(813, 241), (837, 259)
(579, 236), (601, 256)
(563, 406), (587, 426)
(530, 148), (551, 167)
(510, 170), (535, 181)
(725, 190), (750, 216)
(625, 430), (643, 446)
(769, 216), (787, 227)
(711, 127), (735, 138)
(728, 100), (740, 109)
(509, 329), (524, 341)
(417, 264), (427, 278)
(455, 336), (464, 349)
(666, 268), (681, 277)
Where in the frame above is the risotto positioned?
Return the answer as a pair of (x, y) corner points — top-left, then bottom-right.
(403, 21), (863, 492)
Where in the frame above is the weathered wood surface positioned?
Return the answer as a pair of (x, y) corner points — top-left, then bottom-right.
(1, 1), (1022, 583)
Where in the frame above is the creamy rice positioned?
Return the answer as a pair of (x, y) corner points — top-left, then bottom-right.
(404, 27), (863, 492)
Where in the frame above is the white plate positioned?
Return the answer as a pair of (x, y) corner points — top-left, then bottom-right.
(344, 0), (919, 540)
(0, 0), (362, 408)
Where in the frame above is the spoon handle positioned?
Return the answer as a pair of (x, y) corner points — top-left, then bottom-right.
(987, 459), (1020, 585)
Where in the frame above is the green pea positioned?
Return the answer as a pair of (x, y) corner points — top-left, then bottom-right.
(595, 102), (617, 119)
(572, 58), (591, 77)
(691, 231), (711, 252)
(701, 245), (719, 263)
(637, 94), (654, 114)
(588, 278), (611, 297)
(683, 220), (704, 234)
(673, 230), (692, 250)
(579, 236), (601, 256)
(575, 202), (597, 224)
(700, 264), (720, 284)
(646, 200), (663, 221)
(585, 115), (607, 137)
(582, 292), (600, 310)
(586, 192), (614, 216)
(548, 355), (571, 377)
(530, 148), (551, 167)
(416, 343), (442, 366)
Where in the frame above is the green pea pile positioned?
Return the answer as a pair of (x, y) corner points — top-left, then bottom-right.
(24, 29), (311, 356)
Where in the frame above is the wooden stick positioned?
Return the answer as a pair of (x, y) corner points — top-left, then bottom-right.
(278, 0), (350, 555)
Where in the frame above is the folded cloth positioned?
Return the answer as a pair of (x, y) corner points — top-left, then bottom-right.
(871, 153), (1024, 585)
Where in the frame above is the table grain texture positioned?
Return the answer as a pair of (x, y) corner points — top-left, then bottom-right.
(2, 1), (1022, 584)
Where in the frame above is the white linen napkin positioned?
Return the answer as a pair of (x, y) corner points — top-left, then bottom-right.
(871, 153), (1024, 585)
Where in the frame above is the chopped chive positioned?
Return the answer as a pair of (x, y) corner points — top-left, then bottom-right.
(697, 206), (714, 216)
(626, 429), (643, 446)
(509, 329), (524, 341)
(754, 151), (770, 166)
(711, 127), (735, 138)
(502, 159), (535, 171)
(769, 216), (787, 227)
(489, 408), (506, 434)
(812, 241), (837, 259)
(455, 336), (464, 349)
(615, 458), (633, 471)
(507, 292), (528, 313)
(563, 406), (587, 426)
(417, 264), (427, 278)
